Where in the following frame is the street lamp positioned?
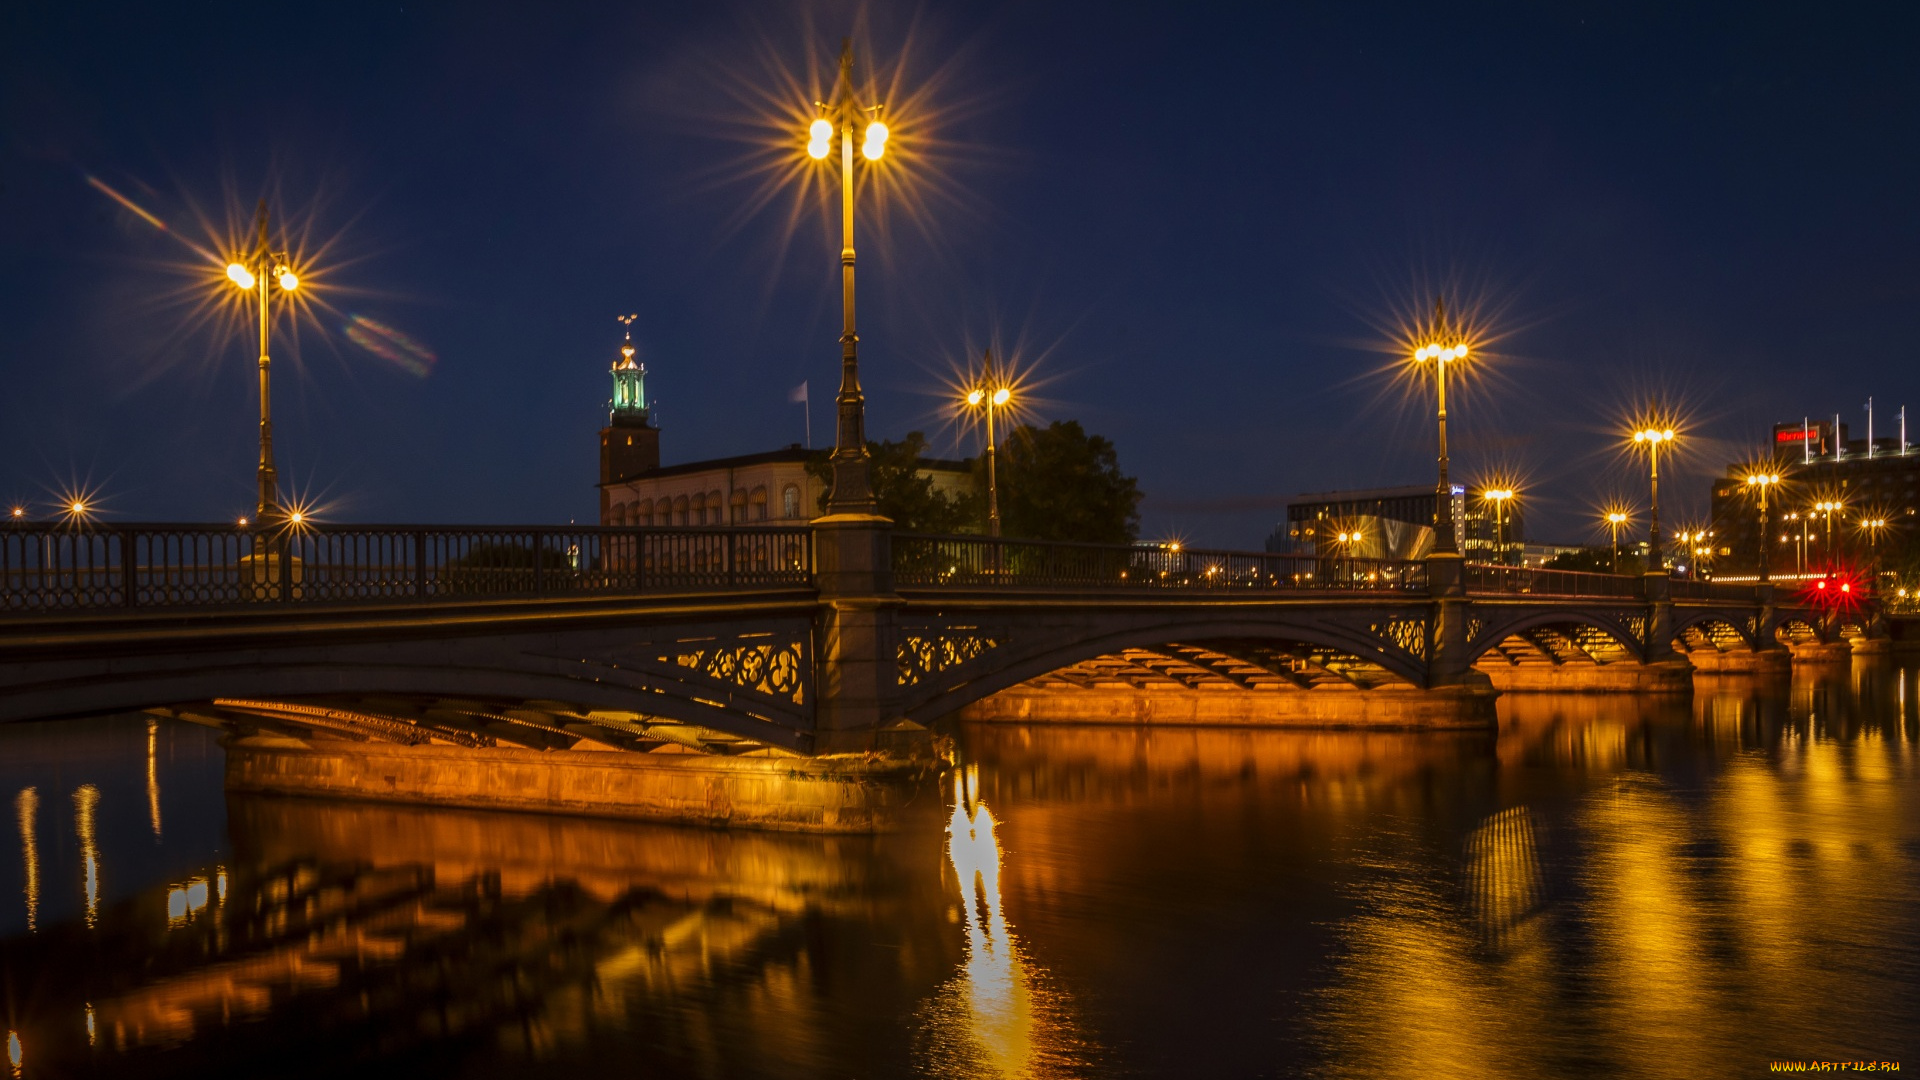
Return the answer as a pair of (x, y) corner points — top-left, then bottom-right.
(1412, 299), (1469, 556)
(1859, 517), (1890, 582)
(1605, 511), (1630, 573)
(224, 200), (300, 522)
(1631, 426), (1676, 570)
(805, 42), (892, 515)
(1480, 488), (1515, 565)
(1335, 529), (1364, 580)
(1812, 499), (1843, 569)
(961, 351), (1013, 537)
(1743, 471), (1781, 582)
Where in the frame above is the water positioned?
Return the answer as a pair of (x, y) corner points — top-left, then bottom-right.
(1, 664), (1917, 1078)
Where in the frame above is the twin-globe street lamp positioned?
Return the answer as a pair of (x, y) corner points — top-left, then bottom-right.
(961, 353), (1013, 537)
(223, 201), (299, 523)
(1743, 471), (1781, 582)
(805, 43), (891, 515)
(1480, 488), (1514, 565)
(1631, 427), (1676, 571)
(1605, 511), (1631, 573)
(1812, 499), (1844, 567)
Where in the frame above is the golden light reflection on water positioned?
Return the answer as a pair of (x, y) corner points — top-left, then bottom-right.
(1310, 680), (1920, 1077)
(915, 766), (1089, 1080)
(73, 784), (99, 929)
(14, 788), (36, 932)
(145, 716), (162, 839)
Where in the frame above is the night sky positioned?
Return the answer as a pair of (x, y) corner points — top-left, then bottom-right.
(5, 2), (1918, 546)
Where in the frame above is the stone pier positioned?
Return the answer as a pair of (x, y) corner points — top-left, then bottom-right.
(1477, 658), (1695, 693)
(955, 681), (1500, 730)
(224, 735), (943, 834)
(1683, 649), (1792, 675)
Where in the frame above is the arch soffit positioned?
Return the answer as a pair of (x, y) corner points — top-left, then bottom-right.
(900, 612), (1430, 720)
(1467, 608), (1646, 664)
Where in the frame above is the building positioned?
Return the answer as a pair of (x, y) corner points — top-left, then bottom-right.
(1520, 542), (1585, 568)
(595, 334), (973, 527)
(1270, 483), (1526, 563)
(1708, 415), (1920, 578)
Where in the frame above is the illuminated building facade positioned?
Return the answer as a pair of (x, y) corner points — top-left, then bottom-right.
(1272, 485), (1474, 560)
(596, 338), (971, 526)
(1708, 417), (1920, 577)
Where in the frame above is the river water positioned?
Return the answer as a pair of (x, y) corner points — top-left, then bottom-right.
(1, 663), (1916, 1078)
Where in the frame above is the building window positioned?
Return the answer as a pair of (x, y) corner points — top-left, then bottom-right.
(782, 484), (801, 519)
(610, 503), (626, 526)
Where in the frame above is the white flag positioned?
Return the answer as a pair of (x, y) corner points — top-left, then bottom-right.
(788, 381), (808, 404)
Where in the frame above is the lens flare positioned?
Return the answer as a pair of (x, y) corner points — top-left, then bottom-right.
(344, 314), (437, 377)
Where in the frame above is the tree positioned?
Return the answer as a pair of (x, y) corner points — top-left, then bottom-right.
(806, 432), (981, 533)
(989, 420), (1142, 544)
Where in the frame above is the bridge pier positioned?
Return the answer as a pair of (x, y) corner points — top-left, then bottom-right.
(224, 734), (940, 833)
(1685, 648), (1791, 675)
(811, 513), (925, 755)
(955, 683), (1497, 730)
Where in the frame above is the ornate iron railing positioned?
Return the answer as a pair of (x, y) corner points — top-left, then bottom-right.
(1669, 578), (1764, 602)
(0, 523), (812, 613)
(1463, 563), (1644, 599)
(892, 534), (1427, 593)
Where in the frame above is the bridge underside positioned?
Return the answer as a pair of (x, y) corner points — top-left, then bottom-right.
(155, 696), (781, 757)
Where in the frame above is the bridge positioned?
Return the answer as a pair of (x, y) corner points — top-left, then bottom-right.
(1, 519), (1851, 755)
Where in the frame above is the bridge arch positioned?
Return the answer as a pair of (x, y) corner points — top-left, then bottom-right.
(898, 613), (1430, 724)
(1670, 609), (1761, 653)
(1466, 608), (1647, 668)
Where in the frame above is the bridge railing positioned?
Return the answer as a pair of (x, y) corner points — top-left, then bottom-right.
(1463, 563), (1643, 599)
(0, 523), (812, 613)
(1669, 578), (1764, 603)
(893, 533), (1427, 593)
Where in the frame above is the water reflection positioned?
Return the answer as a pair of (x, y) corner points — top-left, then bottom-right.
(1, 793), (959, 1077)
(145, 718), (162, 839)
(73, 784), (99, 928)
(914, 766), (1090, 1078)
(2, 665), (1916, 1077)
(14, 788), (36, 932)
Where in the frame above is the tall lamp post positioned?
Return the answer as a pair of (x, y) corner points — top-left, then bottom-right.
(1744, 472), (1780, 582)
(1481, 488), (1514, 565)
(1631, 426), (1676, 570)
(962, 352), (1012, 537)
(224, 200), (299, 522)
(1859, 517), (1889, 583)
(1813, 499), (1843, 569)
(1413, 300), (1469, 556)
(806, 42), (891, 515)
(1605, 511), (1630, 573)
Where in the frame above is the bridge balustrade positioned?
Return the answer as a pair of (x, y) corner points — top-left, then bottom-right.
(1463, 563), (1644, 599)
(1668, 578), (1764, 602)
(893, 533), (1427, 593)
(0, 523), (812, 612)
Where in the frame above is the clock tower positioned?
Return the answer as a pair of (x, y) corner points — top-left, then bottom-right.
(598, 317), (659, 506)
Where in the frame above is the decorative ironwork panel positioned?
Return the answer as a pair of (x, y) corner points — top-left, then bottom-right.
(897, 627), (1004, 687)
(672, 640), (807, 704)
(1625, 615), (1648, 643)
(1368, 616), (1429, 660)
(1467, 616), (1487, 645)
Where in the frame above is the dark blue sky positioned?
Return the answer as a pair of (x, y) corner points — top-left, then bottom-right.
(5, 2), (1918, 545)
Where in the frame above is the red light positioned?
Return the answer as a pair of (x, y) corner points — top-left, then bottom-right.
(1816, 580), (1827, 589)
(1841, 583), (1851, 593)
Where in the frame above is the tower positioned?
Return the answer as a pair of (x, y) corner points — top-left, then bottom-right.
(599, 316), (659, 500)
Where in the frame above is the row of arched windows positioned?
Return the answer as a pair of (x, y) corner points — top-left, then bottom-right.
(608, 483), (805, 526)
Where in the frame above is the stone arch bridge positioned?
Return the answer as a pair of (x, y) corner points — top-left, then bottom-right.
(0, 521), (1852, 758)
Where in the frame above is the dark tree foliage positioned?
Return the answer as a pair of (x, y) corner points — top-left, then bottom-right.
(988, 420), (1142, 544)
(806, 433), (981, 533)
(1544, 547), (1642, 575)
